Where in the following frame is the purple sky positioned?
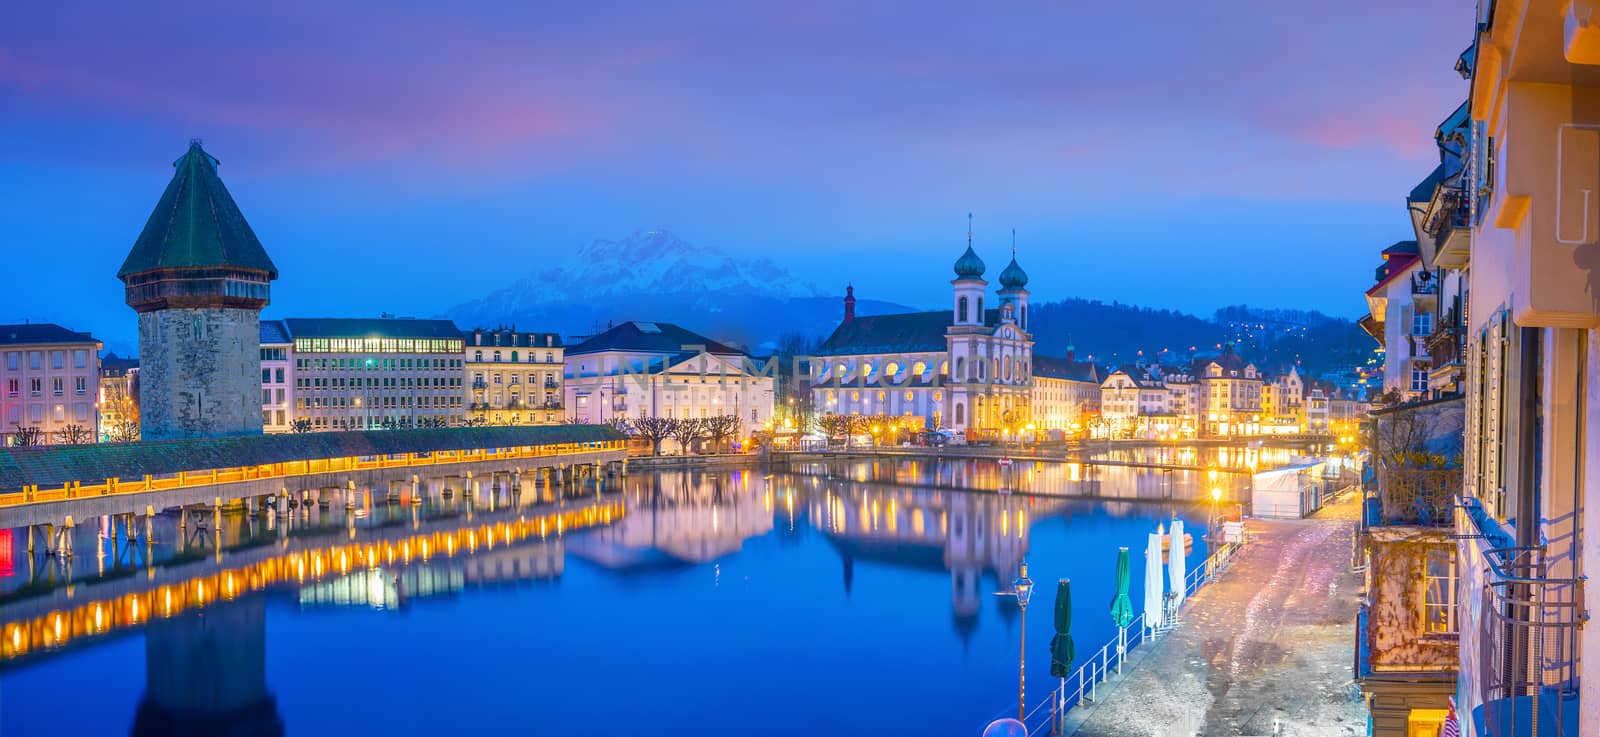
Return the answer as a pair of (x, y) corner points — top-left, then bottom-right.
(1, 0), (1471, 349)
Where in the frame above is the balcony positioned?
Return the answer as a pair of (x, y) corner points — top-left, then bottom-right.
(1465, 512), (1585, 737)
(1368, 468), (1458, 526)
(469, 402), (489, 412)
(472, 379), (487, 390)
(544, 379), (559, 388)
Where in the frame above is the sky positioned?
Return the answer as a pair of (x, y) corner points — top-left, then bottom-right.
(0, 0), (1472, 351)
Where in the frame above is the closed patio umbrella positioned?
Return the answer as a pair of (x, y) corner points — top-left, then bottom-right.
(1169, 518), (1187, 610)
(1050, 579), (1075, 678)
(1144, 531), (1165, 634)
(1109, 547), (1134, 673)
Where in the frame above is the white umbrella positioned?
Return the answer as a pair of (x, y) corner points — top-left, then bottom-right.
(1169, 518), (1188, 610)
(1143, 531), (1165, 634)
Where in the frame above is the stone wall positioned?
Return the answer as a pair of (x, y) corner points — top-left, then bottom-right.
(138, 307), (262, 440)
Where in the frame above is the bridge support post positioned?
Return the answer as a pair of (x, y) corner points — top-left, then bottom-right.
(57, 517), (75, 558)
(346, 481), (358, 510)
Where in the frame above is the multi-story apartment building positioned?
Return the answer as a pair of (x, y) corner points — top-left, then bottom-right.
(565, 321), (774, 428)
(464, 327), (564, 426)
(1029, 351), (1099, 435)
(1, 323), (103, 445)
(98, 353), (139, 441)
(1447, 3), (1596, 734)
(1362, 241), (1433, 401)
(262, 318), (465, 432)
(1196, 349), (1263, 437)
(1097, 367), (1175, 439)
(1262, 366), (1306, 432)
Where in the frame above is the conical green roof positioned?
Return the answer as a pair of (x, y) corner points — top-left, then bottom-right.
(118, 141), (278, 279)
(953, 244), (986, 278)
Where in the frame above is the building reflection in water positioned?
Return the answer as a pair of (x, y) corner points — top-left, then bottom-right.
(567, 470), (774, 569)
(131, 597), (283, 737)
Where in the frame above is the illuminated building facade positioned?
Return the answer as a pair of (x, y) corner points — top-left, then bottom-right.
(464, 327), (565, 426)
(263, 318), (465, 431)
(811, 230), (1036, 436)
(564, 321), (774, 428)
(0, 323), (102, 444)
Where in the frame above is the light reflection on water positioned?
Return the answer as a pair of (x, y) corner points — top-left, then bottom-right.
(1, 458), (1217, 737)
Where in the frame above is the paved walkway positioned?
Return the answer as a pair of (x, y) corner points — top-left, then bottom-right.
(1066, 492), (1367, 737)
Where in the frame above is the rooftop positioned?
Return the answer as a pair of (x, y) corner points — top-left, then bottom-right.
(118, 141), (278, 279)
(1033, 355), (1098, 383)
(816, 311), (950, 356)
(0, 323), (99, 347)
(0, 425), (624, 492)
(465, 328), (564, 349)
(566, 321), (742, 357)
(280, 317), (464, 340)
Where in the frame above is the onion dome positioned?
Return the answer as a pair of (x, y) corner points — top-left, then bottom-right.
(999, 256), (1028, 289)
(953, 245), (986, 279)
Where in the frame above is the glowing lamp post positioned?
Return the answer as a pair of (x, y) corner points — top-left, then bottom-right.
(1001, 561), (1035, 721)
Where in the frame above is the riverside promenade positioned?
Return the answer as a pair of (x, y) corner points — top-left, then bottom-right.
(1067, 491), (1366, 737)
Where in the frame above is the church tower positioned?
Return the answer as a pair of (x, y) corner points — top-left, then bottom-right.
(951, 214), (986, 326)
(118, 140), (277, 440)
(997, 234), (1030, 332)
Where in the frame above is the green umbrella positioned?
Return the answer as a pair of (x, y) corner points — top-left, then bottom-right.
(1109, 547), (1134, 675)
(1049, 580), (1075, 678)
(1110, 547), (1134, 628)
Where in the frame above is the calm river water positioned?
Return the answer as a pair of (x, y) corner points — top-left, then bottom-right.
(0, 455), (1241, 736)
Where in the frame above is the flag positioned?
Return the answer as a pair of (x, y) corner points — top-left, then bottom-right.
(1440, 696), (1459, 737)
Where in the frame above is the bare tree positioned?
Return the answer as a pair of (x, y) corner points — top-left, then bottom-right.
(105, 418), (141, 443)
(817, 413), (870, 447)
(11, 425), (45, 447)
(630, 416), (674, 456)
(704, 414), (742, 453)
(53, 424), (94, 445)
(669, 417), (706, 455)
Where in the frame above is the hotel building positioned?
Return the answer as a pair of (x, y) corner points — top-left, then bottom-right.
(464, 327), (565, 426)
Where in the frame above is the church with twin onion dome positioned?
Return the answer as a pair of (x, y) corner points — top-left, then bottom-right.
(811, 224), (1035, 436)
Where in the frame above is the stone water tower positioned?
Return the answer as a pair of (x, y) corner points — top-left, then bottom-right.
(118, 140), (277, 440)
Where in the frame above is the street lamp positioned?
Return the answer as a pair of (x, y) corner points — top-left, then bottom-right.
(1001, 561), (1035, 721)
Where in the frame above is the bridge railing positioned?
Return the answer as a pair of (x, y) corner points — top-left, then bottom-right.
(1, 440), (626, 509)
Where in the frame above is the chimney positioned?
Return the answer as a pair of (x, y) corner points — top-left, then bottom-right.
(843, 284), (857, 323)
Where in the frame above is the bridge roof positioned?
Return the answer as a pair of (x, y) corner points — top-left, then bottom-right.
(0, 425), (623, 492)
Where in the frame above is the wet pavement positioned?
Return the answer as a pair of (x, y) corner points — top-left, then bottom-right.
(1067, 491), (1367, 737)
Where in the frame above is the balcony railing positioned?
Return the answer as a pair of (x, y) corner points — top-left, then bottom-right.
(471, 380), (487, 390)
(1372, 468), (1458, 526)
(1475, 540), (1585, 737)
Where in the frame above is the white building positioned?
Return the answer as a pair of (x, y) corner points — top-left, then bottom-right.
(1030, 351), (1099, 434)
(810, 233), (1036, 436)
(1362, 241), (1431, 400)
(564, 321), (774, 428)
(1098, 367), (1174, 439)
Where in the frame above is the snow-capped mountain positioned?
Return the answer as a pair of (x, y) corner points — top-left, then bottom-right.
(443, 229), (912, 350)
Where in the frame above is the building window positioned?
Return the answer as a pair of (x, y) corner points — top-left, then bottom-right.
(1423, 551), (1455, 634)
(74, 350), (87, 369)
(51, 351), (64, 370)
(1412, 311), (1432, 337)
(1411, 366), (1429, 393)
(74, 377), (86, 394)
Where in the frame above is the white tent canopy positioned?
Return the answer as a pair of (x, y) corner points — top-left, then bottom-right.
(1144, 531), (1165, 633)
(1168, 518), (1187, 610)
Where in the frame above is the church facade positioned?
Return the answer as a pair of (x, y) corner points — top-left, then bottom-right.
(811, 234), (1034, 436)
